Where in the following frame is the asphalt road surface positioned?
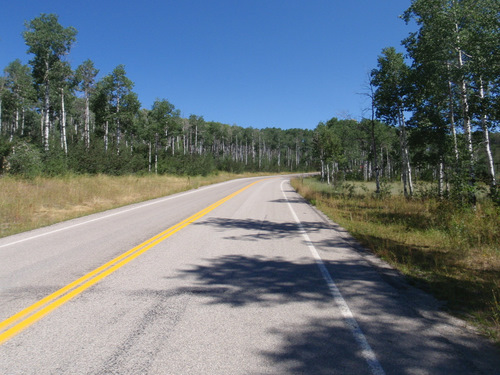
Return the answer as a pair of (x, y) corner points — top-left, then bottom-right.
(1, 175), (499, 374)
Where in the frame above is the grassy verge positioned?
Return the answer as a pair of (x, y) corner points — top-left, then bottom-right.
(0, 172), (262, 238)
(291, 177), (500, 344)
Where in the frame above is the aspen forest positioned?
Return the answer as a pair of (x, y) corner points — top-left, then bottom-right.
(1, 1), (499, 205)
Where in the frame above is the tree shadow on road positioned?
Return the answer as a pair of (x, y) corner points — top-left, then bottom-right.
(259, 318), (373, 375)
(195, 217), (329, 241)
(268, 197), (305, 204)
(173, 255), (377, 373)
(175, 254), (332, 307)
(172, 252), (500, 374)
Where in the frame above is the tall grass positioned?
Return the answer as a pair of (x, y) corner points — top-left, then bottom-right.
(0, 173), (256, 238)
(292, 177), (500, 344)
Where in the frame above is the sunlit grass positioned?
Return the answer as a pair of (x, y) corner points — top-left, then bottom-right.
(0, 172), (261, 238)
(292, 177), (500, 344)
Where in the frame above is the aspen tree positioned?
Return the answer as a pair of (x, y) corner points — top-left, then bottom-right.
(75, 60), (99, 150)
(23, 14), (77, 151)
(371, 47), (414, 196)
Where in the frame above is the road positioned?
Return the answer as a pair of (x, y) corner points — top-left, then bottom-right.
(0, 175), (499, 374)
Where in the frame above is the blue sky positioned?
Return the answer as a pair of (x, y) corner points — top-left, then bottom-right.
(0, 0), (415, 130)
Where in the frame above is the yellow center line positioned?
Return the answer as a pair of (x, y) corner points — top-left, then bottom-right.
(0, 178), (265, 345)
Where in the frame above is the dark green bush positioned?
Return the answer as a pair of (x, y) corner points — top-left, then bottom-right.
(7, 142), (43, 178)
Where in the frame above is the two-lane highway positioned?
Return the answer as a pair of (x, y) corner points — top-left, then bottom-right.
(1, 176), (499, 374)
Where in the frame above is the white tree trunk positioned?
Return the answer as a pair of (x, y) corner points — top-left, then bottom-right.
(438, 161), (444, 197)
(11, 108), (19, 142)
(148, 141), (152, 173)
(40, 109), (44, 141)
(326, 163), (330, 185)
(116, 96), (121, 153)
(447, 63), (459, 161)
(295, 139), (299, 168)
(84, 91), (90, 149)
(44, 83), (50, 151)
(258, 133), (262, 169)
(195, 125), (198, 155)
(104, 120), (109, 152)
(21, 106), (25, 136)
(155, 132), (159, 175)
(61, 88), (67, 155)
(456, 26), (475, 190)
(331, 162), (335, 186)
(398, 109), (413, 196)
(479, 78), (496, 187)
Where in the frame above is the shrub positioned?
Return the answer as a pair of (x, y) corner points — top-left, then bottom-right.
(6, 142), (43, 178)
(42, 148), (68, 176)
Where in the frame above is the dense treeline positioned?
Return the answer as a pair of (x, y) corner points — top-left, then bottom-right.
(0, 14), (316, 176)
(316, 0), (499, 203)
(0, 1), (499, 207)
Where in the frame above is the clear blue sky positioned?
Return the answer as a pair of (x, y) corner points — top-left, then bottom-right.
(1, 0), (415, 130)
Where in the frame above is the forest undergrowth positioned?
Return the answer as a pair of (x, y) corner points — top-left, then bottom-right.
(291, 177), (500, 345)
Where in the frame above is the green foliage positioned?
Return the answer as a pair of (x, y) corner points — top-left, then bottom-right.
(0, 139), (12, 174)
(413, 182), (440, 200)
(75, 59), (99, 93)
(314, 122), (343, 163)
(445, 168), (483, 207)
(490, 185), (500, 206)
(377, 179), (392, 199)
(158, 154), (217, 176)
(371, 47), (410, 125)
(6, 142), (43, 178)
(22, 13), (78, 151)
(6, 11), (318, 177)
(401, 0), (500, 203)
(217, 156), (245, 174)
(23, 14), (77, 75)
(1, 11), (497, 199)
(312, 117), (400, 184)
(42, 148), (68, 176)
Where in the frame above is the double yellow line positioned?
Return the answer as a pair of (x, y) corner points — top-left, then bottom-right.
(0, 179), (264, 345)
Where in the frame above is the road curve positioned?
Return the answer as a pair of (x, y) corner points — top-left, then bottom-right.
(1, 175), (499, 374)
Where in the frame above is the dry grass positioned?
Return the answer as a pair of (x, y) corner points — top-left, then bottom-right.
(292, 177), (500, 344)
(0, 172), (259, 238)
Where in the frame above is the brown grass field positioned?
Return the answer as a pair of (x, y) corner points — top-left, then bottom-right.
(0, 173), (260, 238)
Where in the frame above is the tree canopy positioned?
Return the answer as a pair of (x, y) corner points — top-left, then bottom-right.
(0, 9), (498, 206)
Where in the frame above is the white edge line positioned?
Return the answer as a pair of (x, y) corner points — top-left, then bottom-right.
(0, 177), (257, 249)
(281, 180), (386, 375)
